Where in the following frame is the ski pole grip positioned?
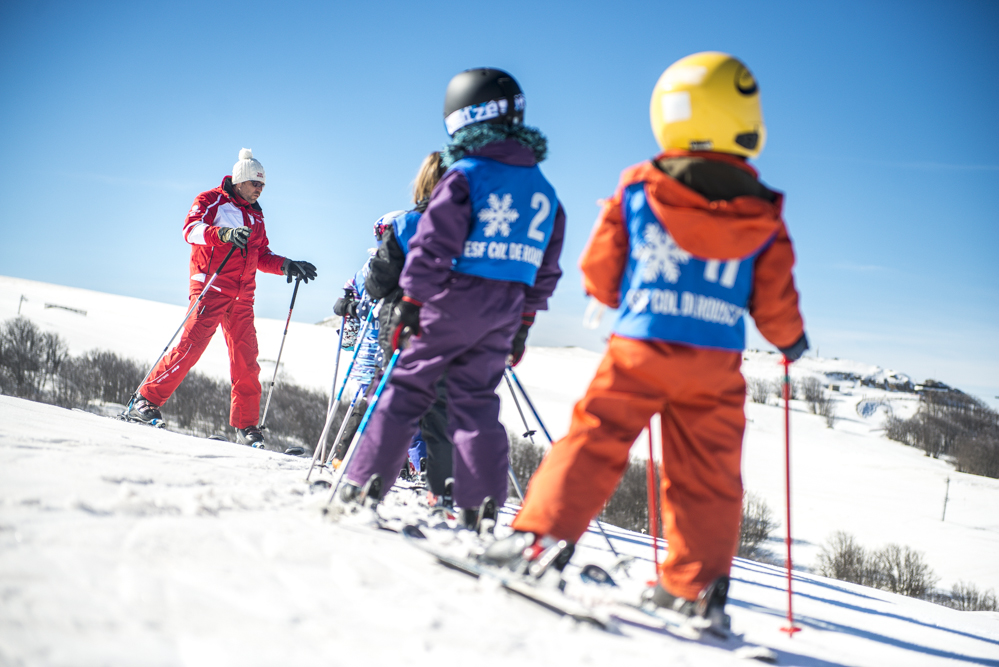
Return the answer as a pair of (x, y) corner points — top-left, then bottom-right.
(289, 276), (302, 310)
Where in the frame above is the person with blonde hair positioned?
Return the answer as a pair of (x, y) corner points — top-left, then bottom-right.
(331, 152), (455, 504)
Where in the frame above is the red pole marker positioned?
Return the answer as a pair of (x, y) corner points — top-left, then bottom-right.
(781, 356), (802, 636)
(646, 421), (661, 580)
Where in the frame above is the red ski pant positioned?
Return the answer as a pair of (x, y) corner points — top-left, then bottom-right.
(140, 291), (261, 429)
(511, 335), (746, 601)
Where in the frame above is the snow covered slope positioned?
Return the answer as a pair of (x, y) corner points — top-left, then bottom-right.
(0, 275), (340, 393)
(2, 397), (998, 667)
(2, 276), (998, 597)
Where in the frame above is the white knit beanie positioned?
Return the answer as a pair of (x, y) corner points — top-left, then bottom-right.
(232, 148), (266, 184)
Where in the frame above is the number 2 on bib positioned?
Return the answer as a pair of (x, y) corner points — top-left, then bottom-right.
(528, 193), (550, 242)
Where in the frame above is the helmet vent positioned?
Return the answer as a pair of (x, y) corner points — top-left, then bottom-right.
(735, 132), (759, 150)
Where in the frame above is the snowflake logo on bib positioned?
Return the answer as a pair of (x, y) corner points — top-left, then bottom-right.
(633, 223), (691, 283)
(478, 193), (519, 237)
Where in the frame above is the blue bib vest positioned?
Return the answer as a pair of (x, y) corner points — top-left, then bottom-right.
(391, 210), (422, 255)
(613, 183), (774, 351)
(449, 157), (557, 286)
(348, 258), (382, 385)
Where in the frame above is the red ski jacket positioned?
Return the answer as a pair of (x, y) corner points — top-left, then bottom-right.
(182, 176), (286, 302)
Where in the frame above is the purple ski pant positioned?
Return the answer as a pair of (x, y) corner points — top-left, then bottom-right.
(346, 274), (523, 508)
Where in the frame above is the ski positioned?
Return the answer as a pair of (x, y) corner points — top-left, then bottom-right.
(84, 409), (307, 454)
(401, 524), (614, 630)
(114, 412), (166, 429)
(560, 564), (777, 663)
(606, 600), (778, 663)
(402, 524), (777, 662)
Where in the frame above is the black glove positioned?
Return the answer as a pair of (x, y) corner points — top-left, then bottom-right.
(333, 288), (358, 319)
(508, 312), (535, 367)
(390, 296), (422, 350)
(282, 259), (317, 284)
(780, 333), (809, 362)
(218, 226), (251, 249)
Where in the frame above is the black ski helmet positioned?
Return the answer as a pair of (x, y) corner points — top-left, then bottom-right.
(443, 68), (525, 136)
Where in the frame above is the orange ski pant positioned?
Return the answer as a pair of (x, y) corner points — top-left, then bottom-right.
(139, 291), (261, 429)
(511, 335), (746, 600)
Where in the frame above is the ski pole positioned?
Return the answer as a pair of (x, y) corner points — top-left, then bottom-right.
(306, 382), (363, 482)
(646, 420), (661, 576)
(506, 367), (553, 443)
(331, 308), (374, 405)
(501, 370), (533, 503)
(259, 276), (302, 430)
(323, 383), (365, 467)
(310, 308), (375, 469)
(507, 465), (525, 503)
(125, 244), (238, 412)
(327, 349), (401, 505)
(323, 314), (347, 428)
(781, 356), (801, 636)
(504, 366), (620, 558)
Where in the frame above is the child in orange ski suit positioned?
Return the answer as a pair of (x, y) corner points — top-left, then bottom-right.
(510, 148), (806, 603)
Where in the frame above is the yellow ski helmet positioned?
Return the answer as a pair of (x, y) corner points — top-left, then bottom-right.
(650, 52), (766, 159)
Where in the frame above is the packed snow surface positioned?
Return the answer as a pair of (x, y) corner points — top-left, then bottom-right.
(2, 276), (999, 665)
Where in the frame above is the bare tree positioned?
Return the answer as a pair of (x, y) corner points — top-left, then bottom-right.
(945, 581), (999, 612)
(739, 492), (779, 559)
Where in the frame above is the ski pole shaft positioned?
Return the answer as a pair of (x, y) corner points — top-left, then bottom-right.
(781, 356), (801, 636)
(503, 371), (537, 444)
(334, 308), (375, 404)
(320, 321), (347, 462)
(505, 366), (619, 558)
(259, 276), (302, 430)
(499, 372), (532, 503)
(326, 316), (347, 416)
(506, 367), (553, 443)
(307, 310), (374, 478)
(306, 383), (363, 482)
(646, 421), (660, 575)
(129, 244), (238, 404)
(507, 465), (525, 502)
(328, 349), (401, 505)
(323, 384), (365, 467)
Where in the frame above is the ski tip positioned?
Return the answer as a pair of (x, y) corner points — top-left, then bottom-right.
(579, 563), (618, 587)
(284, 446), (306, 456)
(207, 435), (228, 442)
(734, 645), (778, 663)
(401, 524), (427, 540)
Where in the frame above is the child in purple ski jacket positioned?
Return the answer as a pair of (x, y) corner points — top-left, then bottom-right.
(342, 68), (565, 526)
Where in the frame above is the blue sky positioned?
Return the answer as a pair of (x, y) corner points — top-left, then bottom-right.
(1, 0), (997, 407)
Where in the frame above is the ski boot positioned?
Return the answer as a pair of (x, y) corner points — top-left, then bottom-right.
(127, 395), (163, 425)
(236, 425), (265, 447)
(339, 473), (384, 508)
(460, 496), (498, 536)
(481, 531), (575, 584)
(418, 457), (428, 484)
(643, 575), (731, 633)
(428, 477), (455, 519)
(326, 474), (384, 524)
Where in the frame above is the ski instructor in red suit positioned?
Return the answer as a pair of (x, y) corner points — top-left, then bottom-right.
(127, 148), (317, 447)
